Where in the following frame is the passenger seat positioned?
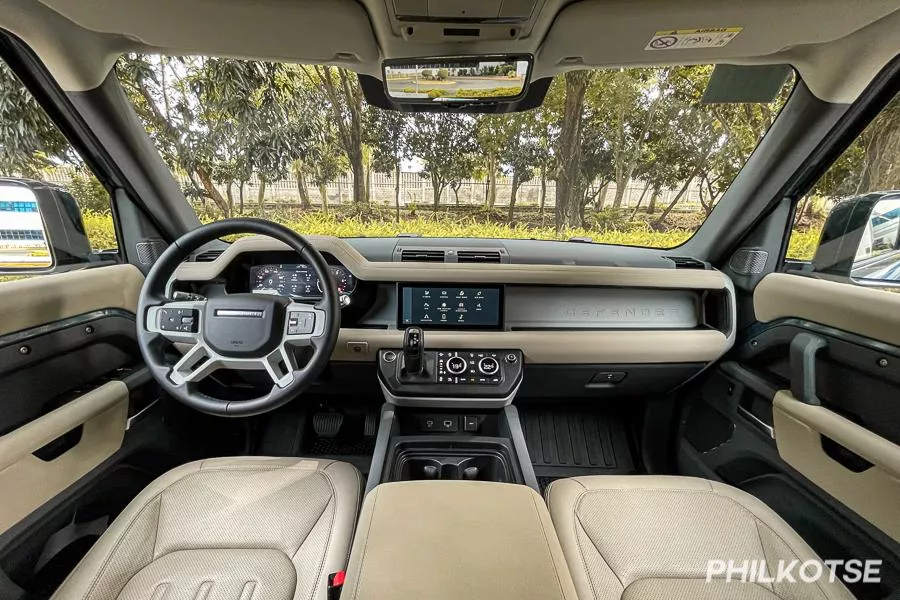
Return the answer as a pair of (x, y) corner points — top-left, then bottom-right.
(546, 476), (853, 600)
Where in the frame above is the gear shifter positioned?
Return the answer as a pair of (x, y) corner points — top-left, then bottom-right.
(402, 326), (425, 376)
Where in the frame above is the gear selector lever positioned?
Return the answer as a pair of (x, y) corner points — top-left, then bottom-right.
(402, 326), (425, 376)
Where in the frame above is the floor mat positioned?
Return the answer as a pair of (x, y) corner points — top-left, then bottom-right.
(520, 407), (635, 480)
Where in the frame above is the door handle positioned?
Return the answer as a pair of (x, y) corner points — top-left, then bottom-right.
(790, 332), (827, 405)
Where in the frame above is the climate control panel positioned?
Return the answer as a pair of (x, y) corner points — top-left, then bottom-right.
(378, 348), (523, 404)
(437, 351), (511, 384)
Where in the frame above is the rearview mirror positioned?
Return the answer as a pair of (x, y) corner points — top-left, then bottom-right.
(0, 179), (94, 275)
(0, 182), (53, 271)
(812, 192), (900, 284)
(383, 55), (531, 104)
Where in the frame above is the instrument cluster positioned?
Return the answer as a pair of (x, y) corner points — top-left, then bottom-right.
(250, 263), (357, 299)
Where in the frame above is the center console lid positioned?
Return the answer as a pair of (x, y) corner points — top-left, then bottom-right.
(343, 481), (577, 600)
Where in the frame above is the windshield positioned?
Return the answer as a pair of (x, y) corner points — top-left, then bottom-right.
(113, 56), (793, 247)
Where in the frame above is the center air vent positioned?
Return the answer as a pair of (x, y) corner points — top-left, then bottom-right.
(194, 249), (224, 262)
(400, 249), (446, 262)
(457, 250), (501, 263)
(667, 256), (708, 270)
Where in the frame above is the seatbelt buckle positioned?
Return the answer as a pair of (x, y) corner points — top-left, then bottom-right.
(327, 570), (346, 600)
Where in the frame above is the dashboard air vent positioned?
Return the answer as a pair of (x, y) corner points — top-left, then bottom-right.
(194, 250), (224, 262)
(457, 250), (502, 263)
(400, 249), (446, 262)
(667, 256), (708, 270)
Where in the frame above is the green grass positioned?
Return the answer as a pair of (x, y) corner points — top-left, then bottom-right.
(0, 209), (823, 283)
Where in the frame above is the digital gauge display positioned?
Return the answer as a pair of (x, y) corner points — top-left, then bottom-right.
(250, 264), (356, 298)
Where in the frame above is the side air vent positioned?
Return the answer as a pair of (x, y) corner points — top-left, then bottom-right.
(400, 249), (446, 262)
(457, 250), (502, 263)
(667, 256), (708, 270)
(194, 250), (224, 262)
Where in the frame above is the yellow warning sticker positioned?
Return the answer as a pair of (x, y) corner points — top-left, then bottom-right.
(645, 27), (743, 51)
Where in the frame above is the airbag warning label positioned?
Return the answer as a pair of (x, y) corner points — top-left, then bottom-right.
(645, 27), (742, 51)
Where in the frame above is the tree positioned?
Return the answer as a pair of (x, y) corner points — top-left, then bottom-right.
(474, 115), (509, 209)
(409, 114), (476, 208)
(500, 112), (541, 220)
(365, 110), (413, 221)
(555, 70), (593, 229)
(300, 66), (368, 203)
(0, 61), (75, 176)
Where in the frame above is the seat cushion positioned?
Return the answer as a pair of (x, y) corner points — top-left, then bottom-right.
(545, 475), (853, 600)
(51, 457), (362, 600)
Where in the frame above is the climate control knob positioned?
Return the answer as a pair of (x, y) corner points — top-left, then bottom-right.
(478, 356), (500, 376)
(446, 356), (467, 375)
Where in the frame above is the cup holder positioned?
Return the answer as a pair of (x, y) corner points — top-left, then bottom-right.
(399, 455), (509, 482)
(388, 439), (519, 483)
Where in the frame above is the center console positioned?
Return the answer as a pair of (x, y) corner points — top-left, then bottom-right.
(369, 285), (536, 490)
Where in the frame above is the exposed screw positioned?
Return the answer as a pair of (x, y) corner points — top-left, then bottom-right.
(18, 345), (30, 355)
(750, 340), (758, 347)
(84, 325), (94, 334)
(877, 358), (888, 368)
(727, 384), (735, 395)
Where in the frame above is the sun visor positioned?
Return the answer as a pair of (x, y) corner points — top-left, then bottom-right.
(701, 64), (792, 104)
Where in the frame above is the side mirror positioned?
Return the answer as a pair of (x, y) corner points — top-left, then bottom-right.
(0, 178), (93, 275)
(812, 191), (900, 284)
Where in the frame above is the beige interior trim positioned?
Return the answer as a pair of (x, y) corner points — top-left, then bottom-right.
(1, 0), (896, 103)
(334, 327), (728, 363)
(754, 273), (900, 347)
(344, 480), (578, 600)
(173, 235), (730, 290)
(0, 264), (144, 336)
(773, 390), (900, 542)
(0, 381), (129, 534)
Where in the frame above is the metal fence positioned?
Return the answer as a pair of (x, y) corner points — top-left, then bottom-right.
(42, 167), (707, 212)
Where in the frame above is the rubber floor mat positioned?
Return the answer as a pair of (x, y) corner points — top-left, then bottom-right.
(520, 407), (635, 479)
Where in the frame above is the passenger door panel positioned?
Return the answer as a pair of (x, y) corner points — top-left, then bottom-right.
(678, 273), (900, 598)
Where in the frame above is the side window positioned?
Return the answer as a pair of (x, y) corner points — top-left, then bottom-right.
(0, 58), (116, 281)
(787, 93), (899, 263)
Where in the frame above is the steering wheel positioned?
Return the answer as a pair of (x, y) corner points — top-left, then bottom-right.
(137, 219), (340, 416)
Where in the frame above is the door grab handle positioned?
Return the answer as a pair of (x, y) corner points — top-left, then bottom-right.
(790, 333), (827, 405)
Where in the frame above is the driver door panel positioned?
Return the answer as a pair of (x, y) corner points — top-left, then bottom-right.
(0, 265), (145, 534)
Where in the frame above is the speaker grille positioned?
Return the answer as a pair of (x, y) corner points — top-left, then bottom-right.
(135, 239), (166, 266)
(730, 248), (768, 275)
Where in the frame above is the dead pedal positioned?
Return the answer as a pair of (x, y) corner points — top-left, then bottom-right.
(313, 412), (344, 438)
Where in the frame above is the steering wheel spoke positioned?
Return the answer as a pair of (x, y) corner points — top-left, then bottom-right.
(283, 302), (327, 348)
(145, 301), (205, 344)
(169, 342), (215, 386)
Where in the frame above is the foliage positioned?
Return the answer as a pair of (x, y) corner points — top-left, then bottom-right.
(67, 170), (111, 213)
(462, 87), (522, 98)
(409, 114), (477, 207)
(63, 207), (826, 261)
(0, 61), (75, 176)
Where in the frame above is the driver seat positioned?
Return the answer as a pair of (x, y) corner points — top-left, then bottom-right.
(51, 457), (362, 600)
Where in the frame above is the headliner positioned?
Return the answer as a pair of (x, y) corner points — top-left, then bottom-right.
(0, 0), (898, 102)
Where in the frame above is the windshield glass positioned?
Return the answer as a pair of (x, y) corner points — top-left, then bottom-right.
(113, 56), (793, 247)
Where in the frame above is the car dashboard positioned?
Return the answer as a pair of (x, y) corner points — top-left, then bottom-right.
(174, 235), (736, 402)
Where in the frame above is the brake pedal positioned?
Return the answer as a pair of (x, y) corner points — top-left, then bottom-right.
(313, 412), (344, 438)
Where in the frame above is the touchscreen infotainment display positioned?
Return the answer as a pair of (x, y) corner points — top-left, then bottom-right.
(400, 286), (501, 328)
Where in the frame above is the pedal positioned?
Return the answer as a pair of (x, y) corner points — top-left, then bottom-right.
(363, 412), (378, 437)
(313, 412), (344, 438)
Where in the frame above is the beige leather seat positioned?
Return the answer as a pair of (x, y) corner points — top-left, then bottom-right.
(51, 457), (362, 600)
(546, 475), (854, 600)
